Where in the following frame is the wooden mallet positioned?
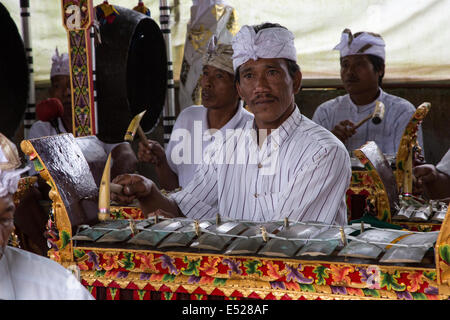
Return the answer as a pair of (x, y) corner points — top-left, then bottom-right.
(353, 100), (386, 129)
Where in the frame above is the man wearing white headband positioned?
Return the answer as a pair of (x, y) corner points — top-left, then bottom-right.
(110, 23), (351, 226)
(0, 133), (93, 300)
(137, 37), (253, 191)
(312, 28), (423, 156)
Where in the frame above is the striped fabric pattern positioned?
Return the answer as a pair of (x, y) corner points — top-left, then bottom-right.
(171, 106), (351, 226)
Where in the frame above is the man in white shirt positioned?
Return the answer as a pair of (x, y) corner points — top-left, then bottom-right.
(112, 23), (351, 225)
(0, 132), (93, 300)
(312, 29), (423, 156)
(138, 39), (253, 190)
(413, 149), (450, 201)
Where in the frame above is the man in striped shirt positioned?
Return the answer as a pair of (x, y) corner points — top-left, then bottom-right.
(112, 23), (351, 225)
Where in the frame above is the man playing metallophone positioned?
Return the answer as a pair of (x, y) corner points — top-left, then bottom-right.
(137, 39), (253, 191)
(413, 148), (450, 202)
(312, 29), (423, 156)
(112, 23), (351, 226)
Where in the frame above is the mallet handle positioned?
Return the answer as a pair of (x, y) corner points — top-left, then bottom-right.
(137, 126), (147, 142)
(353, 114), (372, 130)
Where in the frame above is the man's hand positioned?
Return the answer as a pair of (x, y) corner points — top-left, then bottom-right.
(110, 173), (183, 218)
(111, 174), (154, 205)
(413, 164), (439, 195)
(331, 120), (356, 143)
(138, 139), (166, 167)
(110, 143), (138, 179)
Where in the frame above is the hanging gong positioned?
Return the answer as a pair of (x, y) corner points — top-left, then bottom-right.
(0, 4), (29, 140)
(95, 5), (167, 143)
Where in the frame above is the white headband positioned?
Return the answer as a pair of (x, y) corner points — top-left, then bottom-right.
(333, 28), (385, 61)
(50, 47), (70, 78)
(232, 25), (297, 72)
(0, 133), (29, 197)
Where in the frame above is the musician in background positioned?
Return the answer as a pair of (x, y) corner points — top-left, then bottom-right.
(112, 23), (351, 226)
(137, 40), (253, 191)
(28, 48), (137, 180)
(0, 132), (93, 300)
(312, 29), (423, 156)
(16, 49), (137, 256)
(413, 149), (450, 202)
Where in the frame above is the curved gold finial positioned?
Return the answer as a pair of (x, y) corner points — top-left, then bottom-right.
(98, 153), (112, 221)
(395, 102), (431, 194)
(124, 110), (147, 142)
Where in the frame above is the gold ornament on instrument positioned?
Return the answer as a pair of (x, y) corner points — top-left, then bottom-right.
(340, 227), (348, 246)
(98, 153), (112, 221)
(216, 213), (221, 225)
(194, 220), (200, 237)
(129, 219), (138, 235)
(284, 217), (289, 228)
(260, 226), (268, 242)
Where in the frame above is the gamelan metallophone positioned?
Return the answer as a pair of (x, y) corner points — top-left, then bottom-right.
(66, 214), (450, 300)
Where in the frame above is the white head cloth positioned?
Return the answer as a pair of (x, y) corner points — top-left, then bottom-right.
(334, 28), (386, 61)
(0, 133), (29, 197)
(50, 47), (70, 78)
(231, 25), (297, 72)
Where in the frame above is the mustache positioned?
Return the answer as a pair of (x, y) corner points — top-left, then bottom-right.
(251, 93), (278, 105)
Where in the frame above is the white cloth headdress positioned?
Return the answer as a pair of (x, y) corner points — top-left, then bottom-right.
(334, 28), (386, 61)
(231, 25), (297, 72)
(50, 47), (70, 78)
(0, 133), (29, 197)
(202, 35), (234, 75)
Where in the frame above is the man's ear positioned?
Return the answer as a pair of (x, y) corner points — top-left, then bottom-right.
(293, 70), (302, 94)
(235, 81), (244, 100)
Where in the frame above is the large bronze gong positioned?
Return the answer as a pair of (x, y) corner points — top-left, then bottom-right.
(95, 5), (167, 143)
(0, 4), (29, 140)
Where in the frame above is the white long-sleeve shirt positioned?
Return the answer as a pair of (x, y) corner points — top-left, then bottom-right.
(436, 149), (450, 176)
(165, 104), (254, 188)
(312, 89), (424, 156)
(170, 106), (351, 225)
(0, 246), (94, 300)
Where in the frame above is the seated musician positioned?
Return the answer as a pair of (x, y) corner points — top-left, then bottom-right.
(137, 39), (253, 191)
(0, 132), (93, 300)
(112, 23), (351, 225)
(28, 48), (137, 180)
(312, 29), (424, 156)
(413, 148), (450, 202)
(16, 49), (136, 256)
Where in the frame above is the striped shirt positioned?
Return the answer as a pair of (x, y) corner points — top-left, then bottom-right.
(312, 89), (424, 156)
(170, 106), (351, 225)
(165, 104), (253, 188)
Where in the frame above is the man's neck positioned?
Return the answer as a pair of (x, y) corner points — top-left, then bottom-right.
(207, 102), (239, 130)
(255, 104), (296, 145)
(349, 88), (381, 106)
